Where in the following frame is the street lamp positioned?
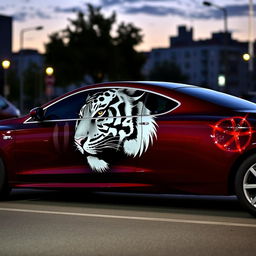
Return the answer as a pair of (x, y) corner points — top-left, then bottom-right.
(45, 66), (54, 76)
(45, 66), (55, 100)
(243, 53), (251, 62)
(19, 26), (44, 50)
(1, 59), (11, 98)
(218, 74), (226, 87)
(203, 1), (227, 33)
(19, 25), (43, 113)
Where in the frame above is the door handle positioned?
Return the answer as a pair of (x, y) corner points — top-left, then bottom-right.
(139, 122), (149, 125)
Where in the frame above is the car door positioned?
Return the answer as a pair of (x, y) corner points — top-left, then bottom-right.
(135, 91), (182, 187)
(14, 89), (95, 185)
(14, 87), (147, 187)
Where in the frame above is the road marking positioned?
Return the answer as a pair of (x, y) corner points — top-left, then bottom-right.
(0, 207), (256, 228)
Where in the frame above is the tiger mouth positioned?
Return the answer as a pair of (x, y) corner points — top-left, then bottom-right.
(74, 141), (97, 155)
(82, 146), (98, 155)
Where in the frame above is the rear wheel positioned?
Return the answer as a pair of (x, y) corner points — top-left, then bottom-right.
(235, 155), (256, 217)
(0, 158), (10, 200)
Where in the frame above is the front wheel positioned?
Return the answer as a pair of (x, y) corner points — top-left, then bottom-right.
(0, 158), (11, 200)
(235, 155), (256, 217)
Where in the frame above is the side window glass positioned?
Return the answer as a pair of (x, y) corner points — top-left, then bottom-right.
(44, 88), (147, 121)
(144, 92), (179, 115)
(44, 91), (92, 120)
(75, 88), (146, 119)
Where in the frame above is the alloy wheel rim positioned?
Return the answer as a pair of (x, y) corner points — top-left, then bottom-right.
(243, 164), (256, 208)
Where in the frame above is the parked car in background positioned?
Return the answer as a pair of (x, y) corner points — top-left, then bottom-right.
(0, 81), (256, 216)
(0, 96), (20, 120)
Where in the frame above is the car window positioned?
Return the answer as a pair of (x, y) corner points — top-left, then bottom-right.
(44, 88), (147, 120)
(44, 90), (93, 120)
(144, 92), (179, 115)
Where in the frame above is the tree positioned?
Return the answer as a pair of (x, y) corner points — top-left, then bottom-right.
(45, 32), (72, 87)
(111, 22), (145, 80)
(148, 61), (188, 83)
(8, 62), (44, 110)
(23, 63), (43, 107)
(45, 4), (145, 87)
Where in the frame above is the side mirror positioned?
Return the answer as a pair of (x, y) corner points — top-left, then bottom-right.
(29, 107), (45, 121)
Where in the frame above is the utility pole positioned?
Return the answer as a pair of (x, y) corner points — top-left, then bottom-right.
(248, 0), (254, 92)
(249, 0), (254, 73)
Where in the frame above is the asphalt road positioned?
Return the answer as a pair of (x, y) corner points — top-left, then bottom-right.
(0, 190), (256, 256)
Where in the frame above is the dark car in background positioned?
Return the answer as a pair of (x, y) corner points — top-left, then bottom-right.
(0, 81), (256, 216)
(0, 96), (20, 120)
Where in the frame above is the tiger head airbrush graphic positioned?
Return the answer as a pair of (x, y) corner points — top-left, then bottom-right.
(74, 88), (157, 172)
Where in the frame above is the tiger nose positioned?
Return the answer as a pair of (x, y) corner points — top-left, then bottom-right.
(75, 137), (87, 146)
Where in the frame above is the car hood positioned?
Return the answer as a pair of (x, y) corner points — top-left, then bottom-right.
(0, 116), (27, 131)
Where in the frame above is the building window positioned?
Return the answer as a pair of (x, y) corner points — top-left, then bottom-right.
(185, 62), (190, 69)
(171, 53), (176, 61)
(185, 51), (191, 58)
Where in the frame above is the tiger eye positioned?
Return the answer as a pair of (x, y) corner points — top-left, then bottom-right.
(97, 111), (104, 116)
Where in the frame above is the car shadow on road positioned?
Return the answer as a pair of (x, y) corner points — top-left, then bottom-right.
(6, 189), (252, 219)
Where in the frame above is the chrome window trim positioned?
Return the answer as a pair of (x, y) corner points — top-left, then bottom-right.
(24, 86), (181, 124)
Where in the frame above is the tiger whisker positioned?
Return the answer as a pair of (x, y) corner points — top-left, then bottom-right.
(94, 143), (120, 150)
(94, 142), (120, 149)
(95, 145), (120, 151)
(89, 137), (120, 147)
(89, 136), (119, 144)
(99, 136), (120, 143)
(99, 140), (120, 147)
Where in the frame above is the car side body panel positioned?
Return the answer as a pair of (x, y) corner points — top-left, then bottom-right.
(0, 82), (256, 196)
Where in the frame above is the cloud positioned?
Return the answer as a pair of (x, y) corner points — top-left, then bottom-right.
(54, 6), (84, 14)
(125, 5), (185, 16)
(34, 10), (51, 19)
(192, 4), (256, 20)
(100, 0), (176, 7)
(13, 12), (29, 22)
(221, 4), (254, 18)
(122, 3), (256, 19)
(12, 8), (51, 22)
(11, 1), (256, 22)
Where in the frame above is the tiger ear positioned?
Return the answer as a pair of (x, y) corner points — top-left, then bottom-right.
(118, 89), (145, 102)
(85, 94), (91, 102)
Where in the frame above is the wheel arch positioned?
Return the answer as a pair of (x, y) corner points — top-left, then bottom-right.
(228, 148), (256, 195)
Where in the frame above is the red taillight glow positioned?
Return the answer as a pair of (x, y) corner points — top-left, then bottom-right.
(211, 116), (253, 152)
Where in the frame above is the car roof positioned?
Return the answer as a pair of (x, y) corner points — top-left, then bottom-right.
(102, 81), (194, 90)
(45, 81), (256, 112)
(45, 81), (192, 106)
(95, 81), (256, 112)
(71, 81), (193, 93)
(177, 86), (256, 111)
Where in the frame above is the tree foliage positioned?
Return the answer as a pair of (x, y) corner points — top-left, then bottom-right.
(45, 4), (145, 86)
(8, 63), (44, 110)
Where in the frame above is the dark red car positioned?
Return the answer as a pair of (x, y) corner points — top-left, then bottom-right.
(0, 81), (256, 216)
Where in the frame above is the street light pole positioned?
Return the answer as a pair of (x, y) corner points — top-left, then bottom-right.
(247, 0), (255, 93)
(203, 1), (228, 91)
(1, 60), (11, 98)
(19, 26), (43, 114)
(203, 1), (228, 33)
(248, 0), (254, 73)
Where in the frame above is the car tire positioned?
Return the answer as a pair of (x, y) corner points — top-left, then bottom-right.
(0, 158), (10, 200)
(235, 155), (256, 217)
